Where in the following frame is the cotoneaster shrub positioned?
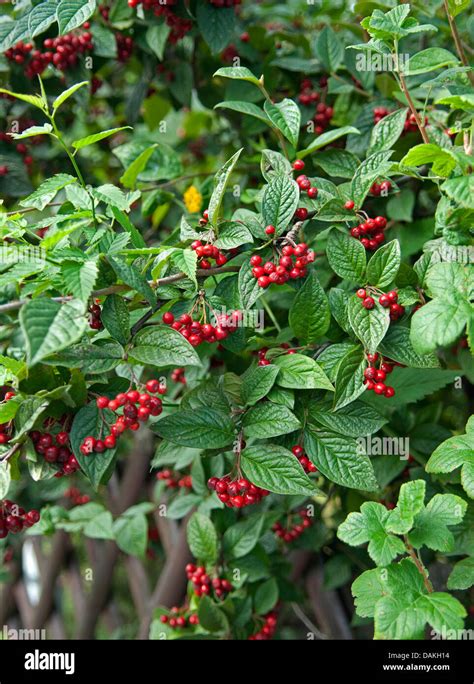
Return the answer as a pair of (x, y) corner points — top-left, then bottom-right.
(0, 0), (473, 641)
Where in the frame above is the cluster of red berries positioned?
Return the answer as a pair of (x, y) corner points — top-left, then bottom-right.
(160, 608), (199, 629)
(349, 215), (387, 251)
(6, 30), (93, 78)
(162, 310), (241, 346)
(272, 509), (313, 543)
(291, 445), (317, 474)
(248, 611), (278, 640)
(370, 180), (392, 196)
(64, 487), (90, 506)
(30, 429), (80, 476)
(207, 475), (269, 508)
(373, 106), (390, 124)
(156, 469), (192, 489)
(190, 240), (228, 268)
(311, 101), (334, 135)
(116, 34), (134, 62)
(0, 501), (40, 539)
(128, 1), (193, 44)
(356, 288), (405, 321)
(185, 563), (233, 599)
(80, 381), (165, 455)
(171, 367), (186, 384)
(293, 161), (319, 200)
(256, 343), (296, 367)
(298, 78), (320, 106)
(362, 352), (395, 398)
(88, 303), (103, 331)
(250, 242), (315, 289)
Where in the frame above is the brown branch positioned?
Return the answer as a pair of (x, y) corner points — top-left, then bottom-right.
(404, 537), (433, 593)
(443, 0), (474, 86)
(398, 71), (429, 144)
(0, 265), (240, 315)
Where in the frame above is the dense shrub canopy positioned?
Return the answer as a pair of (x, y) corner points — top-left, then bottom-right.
(0, 0), (473, 641)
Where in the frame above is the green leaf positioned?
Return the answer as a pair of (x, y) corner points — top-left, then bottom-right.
(304, 428), (378, 491)
(386, 480), (426, 535)
(309, 400), (386, 437)
(261, 175), (299, 235)
(171, 248), (198, 287)
(441, 176), (474, 209)
(215, 101), (269, 125)
(241, 364), (279, 406)
(327, 230), (366, 282)
(45, 343), (124, 374)
(113, 513), (147, 557)
(120, 144), (157, 189)
(84, 511), (115, 540)
(214, 222), (253, 250)
(409, 493), (467, 551)
(298, 126), (360, 159)
(130, 326), (201, 368)
(238, 256), (261, 309)
(289, 271), (330, 343)
(0, 462), (11, 499)
(154, 408), (234, 449)
(274, 354), (334, 391)
(208, 148), (243, 227)
(405, 48), (458, 75)
(72, 127), (131, 151)
(366, 240), (401, 288)
(111, 207), (146, 249)
(19, 174), (76, 211)
(333, 345), (367, 410)
(69, 404), (116, 490)
(314, 25), (343, 73)
(196, 0), (235, 53)
(338, 501), (405, 565)
(56, 0), (97, 34)
(426, 421), (474, 500)
(11, 124), (53, 140)
(243, 403), (300, 439)
(29, 1), (58, 38)
(447, 558), (474, 590)
(145, 24), (170, 61)
(369, 108), (408, 154)
(213, 66), (261, 87)
(254, 578), (279, 615)
(197, 595), (229, 633)
(61, 260), (98, 302)
(0, 89), (46, 111)
(378, 326), (440, 368)
(312, 149), (360, 179)
(348, 295), (390, 353)
(223, 514), (264, 559)
(20, 299), (87, 366)
(0, 398), (20, 424)
(13, 397), (49, 441)
(410, 297), (471, 355)
(447, 0), (471, 17)
(241, 444), (316, 495)
(264, 98), (300, 148)
(401, 144), (457, 177)
(52, 81), (89, 112)
(187, 512), (218, 563)
(350, 150), (393, 209)
(108, 256), (156, 307)
(101, 294), (130, 346)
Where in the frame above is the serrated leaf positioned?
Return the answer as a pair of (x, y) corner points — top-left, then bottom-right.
(333, 345), (367, 409)
(304, 428), (378, 491)
(72, 127), (130, 151)
(348, 295), (390, 353)
(241, 364), (280, 406)
(52, 81), (89, 112)
(130, 326), (201, 368)
(187, 512), (218, 563)
(289, 271), (330, 343)
(154, 407), (234, 449)
(369, 108), (408, 154)
(208, 148), (243, 227)
(264, 98), (300, 148)
(241, 444), (316, 495)
(274, 354), (334, 390)
(69, 404), (116, 490)
(350, 150), (393, 209)
(61, 260), (98, 302)
(261, 175), (299, 234)
(327, 230), (366, 282)
(243, 403), (300, 439)
(19, 174), (76, 211)
(108, 256), (156, 306)
(20, 299), (87, 366)
(367, 240), (401, 288)
(101, 294), (130, 346)
(309, 400), (386, 437)
(57, 0), (97, 34)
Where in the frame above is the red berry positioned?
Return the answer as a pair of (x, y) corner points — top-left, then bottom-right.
(250, 254), (262, 266)
(344, 200), (355, 210)
(96, 396), (109, 409)
(265, 225), (276, 235)
(162, 312), (174, 324)
(362, 297), (375, 309)
(293, 159), (305, 171)
(356, 288), (366, 299)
